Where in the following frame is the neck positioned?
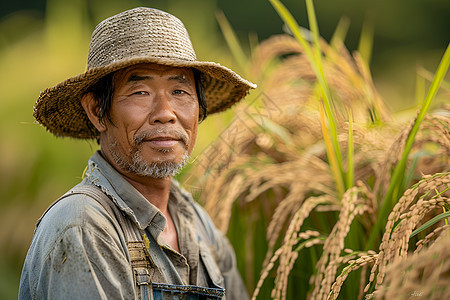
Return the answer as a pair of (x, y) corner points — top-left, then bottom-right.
(100, 149), (172, 214)
(124, 175), (172, 213)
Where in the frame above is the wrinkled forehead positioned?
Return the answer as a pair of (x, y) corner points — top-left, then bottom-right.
(113, 63), (195, 84)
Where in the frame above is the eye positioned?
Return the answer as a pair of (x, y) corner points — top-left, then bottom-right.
(133, 91), (149, 95)
(173, 89), (188, 95)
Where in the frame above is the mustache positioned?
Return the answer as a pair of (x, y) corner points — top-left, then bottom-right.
(134, 128), (189, 146)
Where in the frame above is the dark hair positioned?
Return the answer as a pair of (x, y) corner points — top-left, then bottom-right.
(86, 68), (208, 127)
(193, 68), (208, 121)
(87, 73), (115, 127)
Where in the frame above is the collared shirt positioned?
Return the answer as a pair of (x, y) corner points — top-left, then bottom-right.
(19, 152), (248, 299)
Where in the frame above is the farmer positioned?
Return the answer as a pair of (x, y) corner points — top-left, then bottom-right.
(19, 7), (255, 299)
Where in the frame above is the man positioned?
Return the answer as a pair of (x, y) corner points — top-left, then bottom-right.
(19, 7), (255, 300)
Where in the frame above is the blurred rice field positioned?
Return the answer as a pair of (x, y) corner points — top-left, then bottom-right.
(1, 0), (449, 299)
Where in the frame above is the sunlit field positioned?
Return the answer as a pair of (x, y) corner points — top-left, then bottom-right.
(1, 0), (448, 299)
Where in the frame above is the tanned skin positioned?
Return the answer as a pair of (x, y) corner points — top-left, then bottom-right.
(81, 63), (199, 252)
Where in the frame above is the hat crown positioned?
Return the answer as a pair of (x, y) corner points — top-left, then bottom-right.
(87, 7), (197, 69)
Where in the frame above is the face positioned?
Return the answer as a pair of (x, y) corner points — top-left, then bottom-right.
(100, 63), (199, 178)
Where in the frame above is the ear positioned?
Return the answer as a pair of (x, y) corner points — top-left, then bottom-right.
(81, 93), (107, 133)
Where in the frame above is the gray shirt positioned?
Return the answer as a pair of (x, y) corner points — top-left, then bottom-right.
(19, 152), (248, 299)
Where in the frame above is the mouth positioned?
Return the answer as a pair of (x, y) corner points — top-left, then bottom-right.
(144, 136), (180, 148)
(134, 129), (189, 149)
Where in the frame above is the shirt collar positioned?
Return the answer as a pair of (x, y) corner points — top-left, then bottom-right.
(85, 151), (166, 233)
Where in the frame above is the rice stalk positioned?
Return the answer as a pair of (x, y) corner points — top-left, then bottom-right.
(352, 51), (390, 123)
(372, 115), (417, 198)
(250, 34), (303, 78)
(368, 43), (450, 249)
(252, 229), (326, 300)
(263, 162), (335, 263)
(328, 253), (378, 300)
(410, 210), (450, 238)
(269, 0), (345, 196)
(183, 3), (450, 298)
(271, 195), (335, 299)
(272, 236), (326, 300)
(365, 172), (450, 292)
(252, 34), (389, 125)
(414, 224), (450, 253)
(419, 113), (450, 153)
(311, 186), (372, 299)
(252, 247), (284, 300)
(373, 228), (450, 299)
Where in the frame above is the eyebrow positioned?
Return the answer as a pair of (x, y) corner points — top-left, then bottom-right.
(126, 73), (192, 85)
(168, 74), (191, 85)
(127, 74), (152, 83)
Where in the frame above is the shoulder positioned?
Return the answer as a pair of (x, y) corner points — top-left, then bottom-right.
(19, 181), (138, 296)
(38, 189), (117, 238)
(29, 187), (127, 264)
(20, 188), (129, 297)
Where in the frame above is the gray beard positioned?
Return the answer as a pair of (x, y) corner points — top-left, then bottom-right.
(110, 143), (189, 178)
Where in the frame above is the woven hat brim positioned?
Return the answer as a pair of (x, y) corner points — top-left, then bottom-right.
(34, 57), (256, 139)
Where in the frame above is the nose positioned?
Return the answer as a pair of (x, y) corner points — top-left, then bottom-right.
(149, 92), (176, 124)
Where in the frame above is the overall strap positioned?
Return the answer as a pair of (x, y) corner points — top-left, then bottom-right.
(37, 184), (155, 299)
(72, 185), (156, 299)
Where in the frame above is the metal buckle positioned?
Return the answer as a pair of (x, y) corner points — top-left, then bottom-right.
(134, 268), (151, 285)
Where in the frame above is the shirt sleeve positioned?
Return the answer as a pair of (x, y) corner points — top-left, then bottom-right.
(19, 195), (136, 300)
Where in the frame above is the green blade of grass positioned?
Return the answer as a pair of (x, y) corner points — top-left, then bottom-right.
(367, 43), (450, 250)
(304, 0), (342, 166)
(269, 0), (315, 65)
(305, 0), (321, 61)
(269, 0), (338, 136)
(346, 108), (354, 188)
(330, 16), (350, 47)
(270, 0), (345, 195)
(403, 154), (420, 190)
(410, 210), (450, 238)
(216, 10), (248, 71)
(444, 206), (449, 226)
(357, 14), (374, 65)
(320, 102), (345, 196)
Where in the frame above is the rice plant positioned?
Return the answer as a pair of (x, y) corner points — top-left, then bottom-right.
(183, 0), (450, 299)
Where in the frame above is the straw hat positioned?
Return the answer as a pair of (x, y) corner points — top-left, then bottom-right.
(33, 7), (256, 139)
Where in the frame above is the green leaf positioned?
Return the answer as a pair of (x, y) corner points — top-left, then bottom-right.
(330, 16), (350, 47)
(357, 15), (374, 65)
(257, 116), (294, 146)
(346, 109), (354, 188)
(216, 10), (248, 71)
(410, 211), (450, 238)
(269, 0), (345, 196)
